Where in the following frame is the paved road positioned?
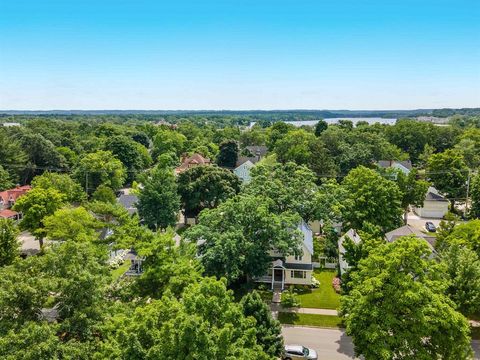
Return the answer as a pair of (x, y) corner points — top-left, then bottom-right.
(282, 326), (357, 360)
(282, 326), (480, 360)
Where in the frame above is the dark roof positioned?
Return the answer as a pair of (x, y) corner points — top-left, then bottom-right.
(245, 146), (268, 157)
(235, 156), (259, 167)
(377, 160), (412, 170)
(284, 262), (313, 271)
(425, 188), (448, 202)
(117, 194), (138, 214)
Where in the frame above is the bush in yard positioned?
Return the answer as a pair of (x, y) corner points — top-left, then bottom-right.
(332, 277), (341, 293)
(311, 277), (320, 288)
(281, 287), (300, 308)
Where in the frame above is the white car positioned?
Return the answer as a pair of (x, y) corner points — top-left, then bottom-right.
(283, 345), (318, 360)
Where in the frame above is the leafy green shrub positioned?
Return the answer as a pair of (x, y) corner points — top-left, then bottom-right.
(281, 287), (300, 308)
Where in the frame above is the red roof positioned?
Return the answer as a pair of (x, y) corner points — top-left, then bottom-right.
(175, 154), (211, 174)
(0, 209), (18, 219)
(0, 185), (31, 207)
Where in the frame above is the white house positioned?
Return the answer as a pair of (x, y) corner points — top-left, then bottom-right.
(233, 157), (257, 183)
(377, 160), (412, 175)
(338, 229), (362, 276)
(256, 220), (314, 289)
(413, 187), (449, 219)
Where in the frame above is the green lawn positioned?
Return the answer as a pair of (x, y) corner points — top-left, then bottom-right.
(295, 269), (340, 309)
(278, 312), (343, 328)
(111, 261), (131, 282)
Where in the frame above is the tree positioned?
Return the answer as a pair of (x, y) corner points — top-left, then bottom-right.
(274, 129), (315, 165)
(185, 194), (302, 284)
(0, 219), (19, 267)
(313, 180), (347, 226)
(246, 161), (318, 221)
(386, 168), (429, 224)
(314, 119), (328, 136)
(12, 187), (65, 247)
(31, 172), (86, 203)
(43, 207), (100, 242)
(0, 165), (14, 191)
(266, 121), (295, 150)
(341, 236), (472, 359)
(74, 150), (126, 194)
(177, 165), (240, 218)
(438, 220), (480, 258)
(97, 277), (270, 359)
(241, 291), (283, 358)
(427, 149), (468, 209)
(342, 166), (403, 232)
(152, 129), (187, 159)
(443, 245), (480, 316)
(469, 174), (480, 219)
(0, 129), (28, 183)
(216, 140), (238, 168)
(386, 119), (432, 162)
(105, 135), (151, 182)
(135, 230), (202, 298)
(92, 185), (116, 204)
(138, 166), (180, 230)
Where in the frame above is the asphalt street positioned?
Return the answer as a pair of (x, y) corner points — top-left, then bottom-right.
(282, 326), (480, 360)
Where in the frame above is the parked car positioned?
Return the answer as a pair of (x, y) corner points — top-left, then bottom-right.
(425, 221), (437, 233)
(283, 345), (318, 360)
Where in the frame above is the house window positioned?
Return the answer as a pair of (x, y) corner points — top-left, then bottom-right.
(294, 254), (303, 261)
(290, 270), (306, 279)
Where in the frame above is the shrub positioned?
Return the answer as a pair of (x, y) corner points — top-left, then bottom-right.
(281, 287), (300, 308)
(332, 277), (341, 293)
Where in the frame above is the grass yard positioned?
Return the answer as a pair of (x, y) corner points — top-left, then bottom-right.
(278, 312), (343, 328)
(295, 269), (340, 309)
(111, 261), (131, 282)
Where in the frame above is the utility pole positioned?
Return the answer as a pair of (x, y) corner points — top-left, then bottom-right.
(464, 170), (471, 218)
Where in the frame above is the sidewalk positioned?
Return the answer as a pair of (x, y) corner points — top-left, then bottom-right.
(271, 304), (338, 316)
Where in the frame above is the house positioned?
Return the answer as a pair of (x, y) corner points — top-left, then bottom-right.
(256, 220), (314, 290)
(175, 153), (211, 174)
(338, 229), (362, 275)
(245, 145), (268, 159)
(117, 194), (139, 215)
(413, 187), (449, 219)
(385, 224), (436, 250)
(1, 122), (21, 127)
(233, 157), (259, 183)
(0, 185), (31, 220)
(377, 160), (412, 175)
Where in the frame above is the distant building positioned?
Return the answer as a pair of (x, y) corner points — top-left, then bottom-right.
(175, 153), (211, 174)
(117, 194), (139, 215)
(338, 229), (362, 275)
(233, 157), (259, 183)
(385, 224), (436, 250)
(377, 160), (412, 175)
(0, 185), (31, 220)
(0, 122), (21, 127)
(413, 186), (449, 219)
(245, 145), (268, 159)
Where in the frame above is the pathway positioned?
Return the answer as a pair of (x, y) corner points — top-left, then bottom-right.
(271, 304), (338, 316)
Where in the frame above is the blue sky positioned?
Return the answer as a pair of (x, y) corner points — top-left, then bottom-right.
(0, 0), (479, 110)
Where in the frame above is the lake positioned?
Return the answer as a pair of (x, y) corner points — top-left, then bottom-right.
(250, 117), (397, 127)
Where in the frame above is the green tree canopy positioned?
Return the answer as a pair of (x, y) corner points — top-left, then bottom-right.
(12, 187), (66, 247)
(31, 172), (86, 203)
(246, 161), (318, 221)
(74, 150), (126, 194)
(105, 135), (151, 182)
(0, 165), (14, 191)
(216, 140), (238, 168)
(185, 194), (302, 284)
(342, 166), (403, 232)
(341, 236), (472, 360)
(0, 218), (19, 267)
(427, 149), (468, 208)
(314, 119), (328, 136)
(137, 166), (180, 230)
(177, 165), (240, 218)
(241, 291), (283, 358)
(44, 207), (100, 242)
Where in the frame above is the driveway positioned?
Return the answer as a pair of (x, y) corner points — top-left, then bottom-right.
(282, 326), (480, 360)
